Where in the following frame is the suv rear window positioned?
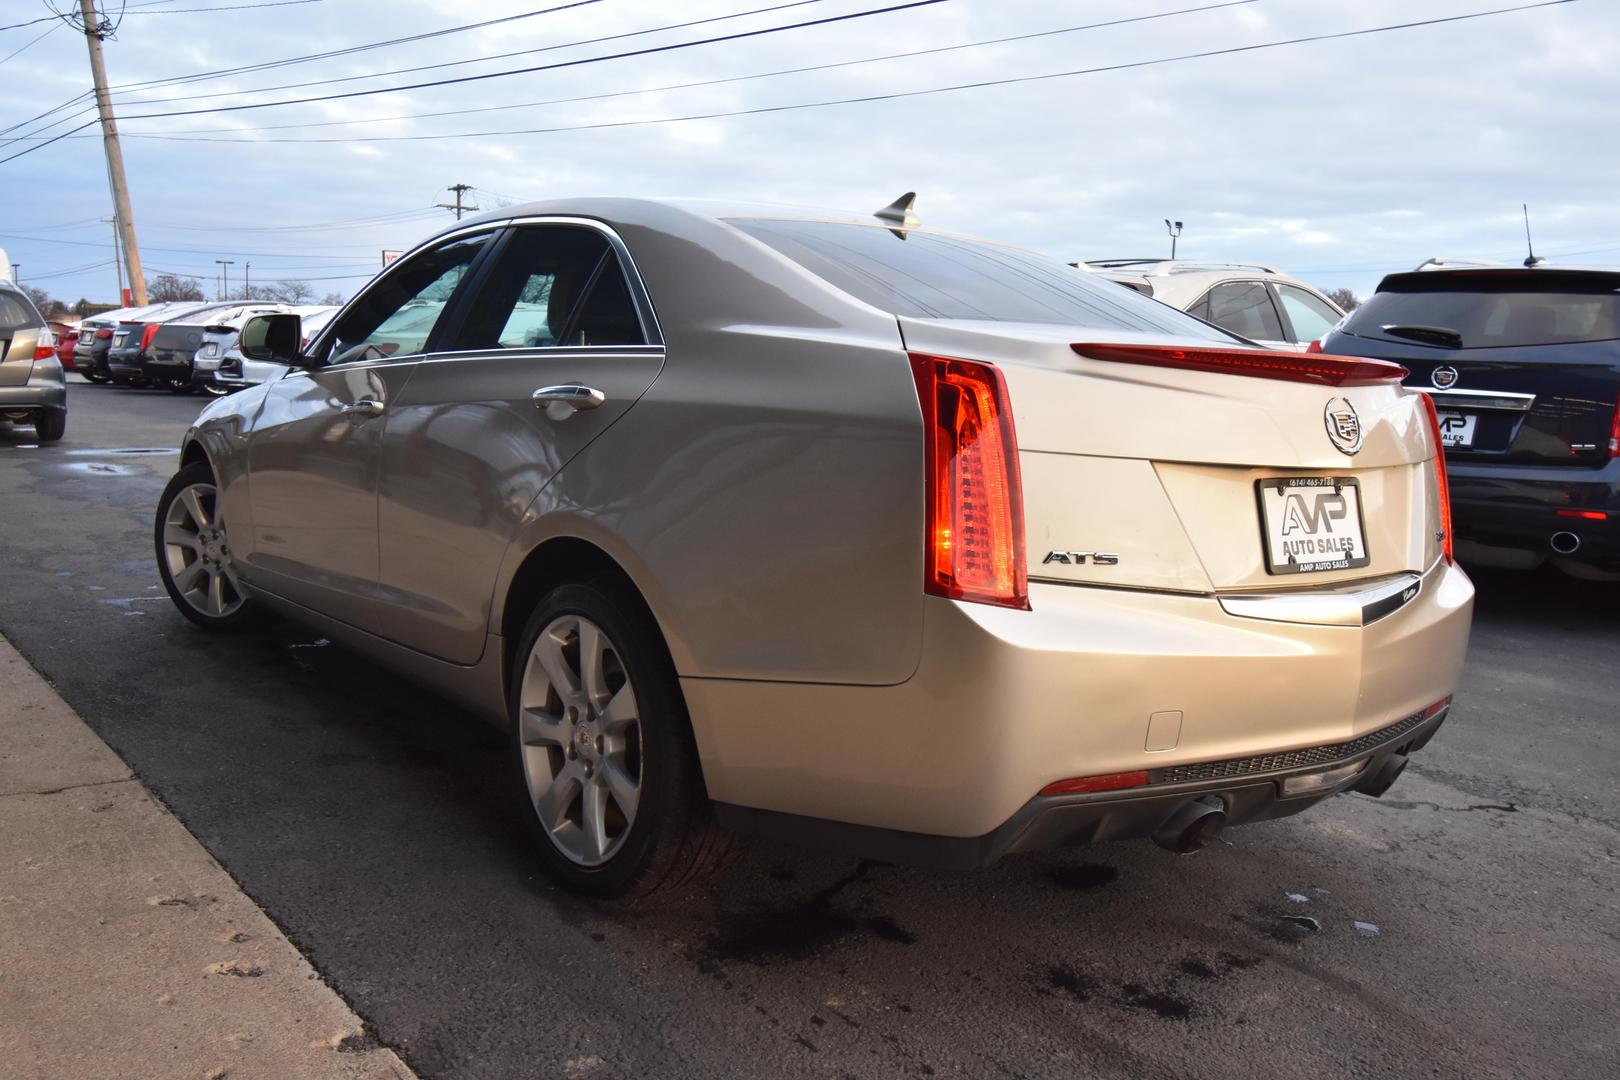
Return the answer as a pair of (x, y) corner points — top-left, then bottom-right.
(0, 290), (41, 333)
(730, 218), (1229, 338)
(1341, 271), (1620, 349)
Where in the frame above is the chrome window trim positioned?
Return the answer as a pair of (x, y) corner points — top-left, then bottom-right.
(304, 216), (663, 370)
(1420, 387), (1536, 412)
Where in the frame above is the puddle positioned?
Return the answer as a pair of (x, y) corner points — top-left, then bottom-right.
(64, 448), (175, 456)
(63, 462), (135, 476)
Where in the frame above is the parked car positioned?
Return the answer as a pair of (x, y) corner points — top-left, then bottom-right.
(47, 320), (79, 369)
(132, 302), (292, 395)
(157, 197), (1473, 897)
(73, 304), (168, 384)
(0, 279), (67, 441)
(1085, 260), (1345, 350)
(106, 302), (234, 388)
(203, 304), (337, 395)
(1320, 262), (1620, 579)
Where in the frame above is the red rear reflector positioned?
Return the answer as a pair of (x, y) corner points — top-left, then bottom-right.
(909, 352), (1028, 610)
(1557, 509), (1608, 521)
(1417, 392), (1455, 565)
(1421, 696), (1453, 720)
(1072, 342), (1406, 387)
(139, 324), (161, 350)
(1040, 771), (1149, 796)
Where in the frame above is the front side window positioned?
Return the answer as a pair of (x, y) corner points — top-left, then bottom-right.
(1276, 285), (1341, 343)
(1203, 281), (1285, 341)
(453, 225), (646, 350)
(323, 233), (490, 364)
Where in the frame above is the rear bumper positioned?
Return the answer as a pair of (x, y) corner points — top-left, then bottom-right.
(1450, 460), (1620, 566)
(684, 558), (1474, 845)
(717, 706), (1449, 868)
(139, 353), (193, 382)
(0, 360), (67, 414)
(105, 348), (145, 379)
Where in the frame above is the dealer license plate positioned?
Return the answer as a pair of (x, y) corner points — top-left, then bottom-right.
(1436, 410), (1476, 448)
(1257, 477), (1370, 575)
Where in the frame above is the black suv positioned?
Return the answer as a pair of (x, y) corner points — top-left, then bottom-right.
(1322, 266), (1620, 578)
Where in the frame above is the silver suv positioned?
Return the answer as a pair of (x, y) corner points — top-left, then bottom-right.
(1085, 260), (1345, 351)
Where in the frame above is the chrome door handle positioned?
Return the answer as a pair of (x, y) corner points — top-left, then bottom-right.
(533, 384), (606, 419)
(340, 399), (384, 417)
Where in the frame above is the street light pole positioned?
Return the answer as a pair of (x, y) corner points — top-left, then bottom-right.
(1165, 219), (1184, 261)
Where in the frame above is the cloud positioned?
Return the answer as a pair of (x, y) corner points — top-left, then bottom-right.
(2, 0), (1612, 304)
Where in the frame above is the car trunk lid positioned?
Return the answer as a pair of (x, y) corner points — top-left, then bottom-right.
(898, 318), (1440, 595)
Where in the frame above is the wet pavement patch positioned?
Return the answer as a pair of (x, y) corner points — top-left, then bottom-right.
(865, 915), (917, 945)
(1047, 965), (1099, 1002)
(1120, 984), (1194, 1021)
(700, 862), (894, 965)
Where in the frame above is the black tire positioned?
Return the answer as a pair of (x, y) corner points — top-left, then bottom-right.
(168, 376), (195, 394)
(509, 580), (730, 899)
(154, 461), (264, 632)
(33, 410), (65, 443)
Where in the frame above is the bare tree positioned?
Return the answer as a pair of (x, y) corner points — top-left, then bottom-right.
(147, 274), (205, 302)
(268, 279), (315, 304)
(23, 285), (66, 318)
(1324, 287), (1360, 312)
(319, 292), (346, 306)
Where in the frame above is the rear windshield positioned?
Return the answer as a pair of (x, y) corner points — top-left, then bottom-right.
(1342, 271), (1620, 348)
(0, 290), (41, 333)
(730, 218), (1229, 338)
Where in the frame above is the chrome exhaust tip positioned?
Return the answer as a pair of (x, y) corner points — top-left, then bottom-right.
(1550, 531), (1582, 555)
(1151, 797), (1227, 854)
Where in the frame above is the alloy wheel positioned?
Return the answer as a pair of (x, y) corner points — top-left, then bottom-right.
(160, 482), (246, 618)
(517, 614), (644, 866)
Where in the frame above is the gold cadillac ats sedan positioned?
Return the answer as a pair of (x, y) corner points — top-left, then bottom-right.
(155, 197), (1474, 896)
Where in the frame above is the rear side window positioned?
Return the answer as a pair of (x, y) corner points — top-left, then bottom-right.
(1202, 282), (1284, 341)
(730, 218), (1229, 338)
(0, 290), (41, 333)
(455, 225), (646, 349)
(1341, 272), (1620, 348)
(1276, 285), (1341, 343)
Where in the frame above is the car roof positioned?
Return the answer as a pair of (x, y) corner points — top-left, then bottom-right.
(1375, 265), (1620, 293)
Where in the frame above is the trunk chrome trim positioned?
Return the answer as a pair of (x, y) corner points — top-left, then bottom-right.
(1422, 387), (1536, 412)
(1217, 569), (1426, 627)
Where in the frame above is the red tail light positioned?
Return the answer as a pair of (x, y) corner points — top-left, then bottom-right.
(1072, 342), (1406, 387)
(1609, 393), (1619, 458)
(1040, 770), (1149, 796)
(139, 324), (161, 350)
(95, 327), (113, 340)
(33, 328), (56, 361)
(909, 352), (1028, 610)
(1305, 339), (1324, 354)
(1418, 392), (1455, 565)
(1557, 509), (1608, 521)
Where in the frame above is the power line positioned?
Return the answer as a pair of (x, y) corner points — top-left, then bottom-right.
(112, 0), (834, 105)
(0, 231), (383, 258)
(115, 0), (1580, 147)
(114, 0), (953, 121)
(125, 1), (327, 13)
(106, 0), (608, 94)
(0, 21), (62, 65)
(103, 1), (1259, 138)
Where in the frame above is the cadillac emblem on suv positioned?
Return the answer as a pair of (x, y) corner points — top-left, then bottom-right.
(1324, 397), (1363, 455)
(1431, 365), (1460, 390)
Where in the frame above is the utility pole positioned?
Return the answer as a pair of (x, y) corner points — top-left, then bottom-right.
(104, 217), (125, 305)
(243, 262), (250, 298)
(215, 260), (234, 300)
(78, 0), (147, 306)
(439, 183), (479, 221)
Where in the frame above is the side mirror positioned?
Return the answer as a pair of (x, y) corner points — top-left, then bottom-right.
(238, 313), (309, 366)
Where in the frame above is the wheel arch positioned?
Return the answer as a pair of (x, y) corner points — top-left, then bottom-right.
(179, 436), (210, 471)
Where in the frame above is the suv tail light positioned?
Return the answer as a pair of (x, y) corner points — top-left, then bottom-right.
(1305, 339), (1324, 354)
(1418, 392), (1455, 565)
(33, 328), (56, 361)
(1071, 342), (1406, 387)
(1609, 392), (1619, 459)
(139, 324), (161, 350)
(908, 353), (1028, 610)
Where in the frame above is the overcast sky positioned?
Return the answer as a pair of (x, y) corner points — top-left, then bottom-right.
(0, 0), (1612, 308)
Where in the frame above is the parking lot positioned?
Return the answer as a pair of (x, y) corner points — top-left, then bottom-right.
(1, 380), (1616, 1080)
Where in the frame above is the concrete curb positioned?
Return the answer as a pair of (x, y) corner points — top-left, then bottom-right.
(0, 634), (418, 1080)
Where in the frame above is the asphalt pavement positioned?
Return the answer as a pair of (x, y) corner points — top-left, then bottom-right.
(1, 381), (1616, 1080)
